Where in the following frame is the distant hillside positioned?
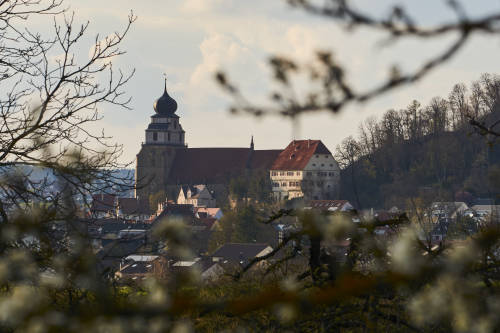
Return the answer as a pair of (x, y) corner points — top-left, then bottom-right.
(0, 166), (135, 198)
(337, 73), (500, 209)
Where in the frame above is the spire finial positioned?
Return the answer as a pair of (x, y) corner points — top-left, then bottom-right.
(163, 73), (167, 92)
(250, 135), (254, 150)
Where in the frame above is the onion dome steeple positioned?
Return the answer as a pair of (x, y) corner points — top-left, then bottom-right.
(153, 77), (178, 115)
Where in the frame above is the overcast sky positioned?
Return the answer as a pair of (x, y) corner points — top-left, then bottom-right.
(58, 0), (500, 163)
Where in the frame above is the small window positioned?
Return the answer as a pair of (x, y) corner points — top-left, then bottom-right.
(153, 132), (158, 141)
(168, 133), (171, 141)
(306, 172), (312, 176)
(174, 121), (177, 129)
(321, 164), (324, 167)
(330, 164), (333, 167)
(312, 164), (316, 167)
(296, 171), (301, 176)
(315, 155), (319, 158)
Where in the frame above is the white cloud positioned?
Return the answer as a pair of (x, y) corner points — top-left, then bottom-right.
(190, 33), (252, 86)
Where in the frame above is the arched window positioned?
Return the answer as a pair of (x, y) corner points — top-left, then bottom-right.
(153, 132), (157, 141)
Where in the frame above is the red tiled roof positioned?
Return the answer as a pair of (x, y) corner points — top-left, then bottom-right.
(168, 148), (280, 184)
(271, 140), (331, 171)
(250, 150), (282, 169)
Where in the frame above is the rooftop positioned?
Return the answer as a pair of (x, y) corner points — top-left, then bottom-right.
(271, 140), (332, 171)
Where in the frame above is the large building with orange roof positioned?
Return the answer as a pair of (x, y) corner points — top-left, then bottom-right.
(135, 81), (339, 201)
(270, 140), (340, 200)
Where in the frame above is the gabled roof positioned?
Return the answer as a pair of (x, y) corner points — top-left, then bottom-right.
(250, 150), (282, 169)
(167, 148), (280, 184)
(97, 237), (145, 261)
(100, 221), (151, 234)
(271, 140), (331, 171)
(153, 203), (195, 223)
(119, 261), (154, 275)
(211, 243), (271, 263)
(91, 194), (116, 212)
(305, 200), (353, 211)
(118, 198), (151, 215)
(125, 255), (159, 262)
(170, 257), (219, 275)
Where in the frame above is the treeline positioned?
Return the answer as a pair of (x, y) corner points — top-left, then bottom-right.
(336, 73), (500, 209)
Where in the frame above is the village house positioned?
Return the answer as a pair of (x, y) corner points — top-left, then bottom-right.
(116, 197), (152, 221)
(171, 257), (224, 282)
(90, 194), (116, 219)
(115, 255), (162, 281)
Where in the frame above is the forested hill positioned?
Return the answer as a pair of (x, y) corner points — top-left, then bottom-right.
(336, 73), (500, 210)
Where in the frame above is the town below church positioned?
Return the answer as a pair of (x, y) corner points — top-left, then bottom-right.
(84, 80), (347, 283)
(81, 79), (500, 285)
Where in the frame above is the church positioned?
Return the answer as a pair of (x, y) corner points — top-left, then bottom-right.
(135, 80), (340, 201)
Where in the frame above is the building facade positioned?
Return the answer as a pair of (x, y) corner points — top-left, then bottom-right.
(135, 80), (186, 199)
(270, 140), (340, 200)
(136, 80), (341, 202)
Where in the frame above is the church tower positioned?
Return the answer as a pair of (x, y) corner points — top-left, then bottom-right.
(135, 79), (186, 199)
